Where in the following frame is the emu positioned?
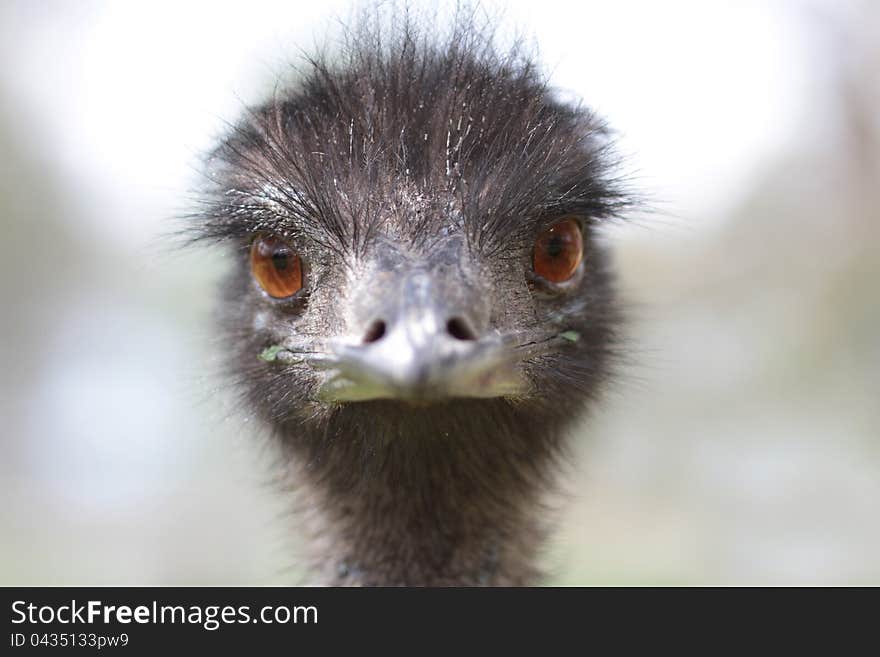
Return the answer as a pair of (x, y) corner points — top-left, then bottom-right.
(193, 16), (629, 586)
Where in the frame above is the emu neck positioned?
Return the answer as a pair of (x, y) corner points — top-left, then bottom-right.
(281, 399), (568, 586)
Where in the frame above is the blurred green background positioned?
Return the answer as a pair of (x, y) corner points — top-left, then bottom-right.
(1, 0), (878, 585)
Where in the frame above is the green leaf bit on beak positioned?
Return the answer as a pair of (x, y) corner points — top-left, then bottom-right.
(559, 330), (581, 343)
(258, 344), (286, 362)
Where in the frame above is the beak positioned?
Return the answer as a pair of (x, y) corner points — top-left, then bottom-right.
(313, 271), (528, 403)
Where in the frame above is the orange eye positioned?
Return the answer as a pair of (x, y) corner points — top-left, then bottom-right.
(532, 218), (584, 283)
(250, 235), (303, 298)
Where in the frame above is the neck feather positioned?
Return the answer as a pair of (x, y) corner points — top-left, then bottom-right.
(278, 398), (572, 586)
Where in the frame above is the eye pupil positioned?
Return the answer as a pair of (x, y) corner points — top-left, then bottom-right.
(250, 236), (303, 298)
(545, 236), (565, 258)
(532, 218), (584, 284)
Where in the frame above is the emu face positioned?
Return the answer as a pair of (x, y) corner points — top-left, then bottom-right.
(199, 36), (626, 433)
(194, 24), (631, 585)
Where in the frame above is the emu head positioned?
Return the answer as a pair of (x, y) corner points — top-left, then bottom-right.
(196, 29), (627, 441)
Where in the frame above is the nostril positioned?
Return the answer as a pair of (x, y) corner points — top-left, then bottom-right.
(363, 320), (387, 344)
(446, 317), (478, 341)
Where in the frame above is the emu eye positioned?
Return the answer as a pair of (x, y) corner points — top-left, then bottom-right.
(532, 218), (583, 284)
(250, 235), (303, 298)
